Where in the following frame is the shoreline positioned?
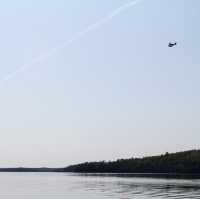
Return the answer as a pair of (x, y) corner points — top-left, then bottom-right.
(0, 170), (199, 179)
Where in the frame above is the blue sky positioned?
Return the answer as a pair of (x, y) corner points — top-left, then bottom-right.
(0, 0), (199, 167)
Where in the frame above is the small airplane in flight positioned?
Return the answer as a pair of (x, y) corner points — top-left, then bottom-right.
(168, 42), (177, 47)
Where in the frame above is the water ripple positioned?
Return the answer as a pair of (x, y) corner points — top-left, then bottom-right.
(73, 174), (200, 198)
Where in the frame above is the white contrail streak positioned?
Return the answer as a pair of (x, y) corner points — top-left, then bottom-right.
(0, 0), (144, 84)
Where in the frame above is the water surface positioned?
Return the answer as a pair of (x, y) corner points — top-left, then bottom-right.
(0, 173), (199, 198)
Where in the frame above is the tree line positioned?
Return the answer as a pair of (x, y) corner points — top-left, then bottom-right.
(59, 150), (200, 173)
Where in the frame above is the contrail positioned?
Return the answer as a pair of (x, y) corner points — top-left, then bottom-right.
(0, 0), (144, 84)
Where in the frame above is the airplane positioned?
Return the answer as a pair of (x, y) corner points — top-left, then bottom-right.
(168, 42), (177, 47)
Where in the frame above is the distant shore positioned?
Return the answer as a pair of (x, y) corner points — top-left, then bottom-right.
(0, 149), (200, 178)
(0, 170), (199, 179)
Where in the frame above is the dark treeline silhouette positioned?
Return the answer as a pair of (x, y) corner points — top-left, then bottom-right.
(0, 150), (200, 174)
(0, 167), (55, 172)
(59, 150), (200, 173)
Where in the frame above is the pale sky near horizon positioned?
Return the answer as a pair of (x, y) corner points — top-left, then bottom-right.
(0, 0), (199, 167)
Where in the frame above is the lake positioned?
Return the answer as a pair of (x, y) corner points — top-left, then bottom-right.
(0, 173), (199, 198)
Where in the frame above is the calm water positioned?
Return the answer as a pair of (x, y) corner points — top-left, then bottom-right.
(0, 173), (199, 199)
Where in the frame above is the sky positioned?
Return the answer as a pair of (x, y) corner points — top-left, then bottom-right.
(0, 0), (199, 167)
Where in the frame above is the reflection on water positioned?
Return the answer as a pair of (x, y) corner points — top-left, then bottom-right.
(72, 173), (200, 199)
(0, 173), (199, 199)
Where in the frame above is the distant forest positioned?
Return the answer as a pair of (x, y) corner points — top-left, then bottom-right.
(0, 150), (199, 174)
(59, 150), (200, 173)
